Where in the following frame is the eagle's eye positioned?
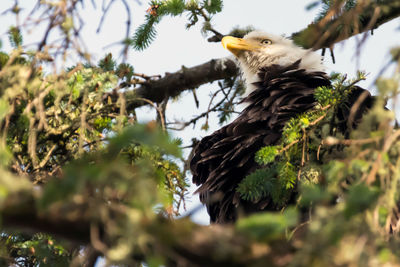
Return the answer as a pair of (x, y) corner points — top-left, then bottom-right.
(260, 39), (272, 45)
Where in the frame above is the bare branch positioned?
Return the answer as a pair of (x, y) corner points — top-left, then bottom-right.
(119, 58), (238, 110)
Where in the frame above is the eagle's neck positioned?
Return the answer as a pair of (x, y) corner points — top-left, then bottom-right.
(241, 60), (330, 111)
(240, 64), (262, 97)
(239, 51), (325, 97)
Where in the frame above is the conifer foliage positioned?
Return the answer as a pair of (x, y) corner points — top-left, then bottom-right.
(0, 1), (400, 266)
(132, 0), (223, 50)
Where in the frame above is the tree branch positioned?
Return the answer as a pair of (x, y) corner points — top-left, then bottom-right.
(120, 58), (238, 110)
(0, 192), (292, 266)
(1, 195), (91, 244)
(292, 0), (400, 49)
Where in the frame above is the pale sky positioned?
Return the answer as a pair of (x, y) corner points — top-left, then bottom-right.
(1, 1), (399, 225)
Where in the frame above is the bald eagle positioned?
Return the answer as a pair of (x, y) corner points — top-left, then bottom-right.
(190, 31), (373, 223)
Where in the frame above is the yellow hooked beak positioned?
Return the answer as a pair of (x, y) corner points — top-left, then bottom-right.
(221, 36), (261, 57)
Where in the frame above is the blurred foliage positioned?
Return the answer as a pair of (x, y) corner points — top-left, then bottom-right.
(8, 26), (23, 48)
(0, 233), (70, 267)
(0, 28), (188, 265)
(0, 0), (399, 267)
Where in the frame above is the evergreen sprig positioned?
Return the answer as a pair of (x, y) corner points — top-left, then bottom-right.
(277, 161), (297, 189)
(202, 0), (223, 14)
(98, 53), (116, 71)
(132, 0), (224, 50)
(255, 146), (279, 165)
(116, 63), (135, 81)
(132, 15), (159, 51)
(159, 0), (186, 15)
(0, 52), (10, 70)
(237, 166), (293, 206)
(8, 26), (23, 48)
(314, 85), (334, 106)
(236, 168), (277, 202)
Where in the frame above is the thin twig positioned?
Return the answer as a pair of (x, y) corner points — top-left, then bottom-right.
(322, 136), (381, 146)
(90, 223), (107, 254)
(37, 144), (57, 170)
(96, 0), (115, 33)
(135, 97), (166, 130)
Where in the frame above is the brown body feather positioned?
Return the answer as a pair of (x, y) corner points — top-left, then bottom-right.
(190, 60), (373, 223)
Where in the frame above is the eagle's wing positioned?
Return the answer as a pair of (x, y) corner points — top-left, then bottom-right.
(190, 62), (332, 223)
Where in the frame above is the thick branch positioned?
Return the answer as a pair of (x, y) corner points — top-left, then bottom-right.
(122, 58), (238, 110)
(1, 195), (91, 244)
(1, 192), (292, 266)
(292, 0), (400, 49)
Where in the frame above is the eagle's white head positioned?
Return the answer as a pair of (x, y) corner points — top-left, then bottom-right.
(222, 31), (325, 96)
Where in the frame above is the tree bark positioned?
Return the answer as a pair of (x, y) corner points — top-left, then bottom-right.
(117, 58), (238, 110)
